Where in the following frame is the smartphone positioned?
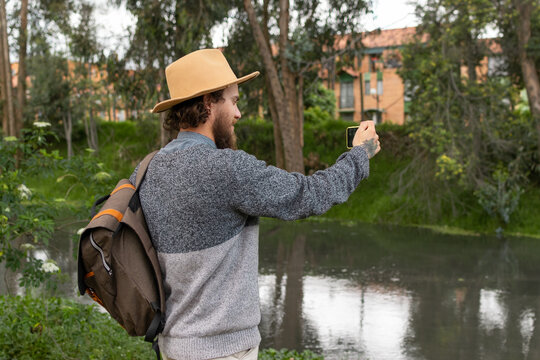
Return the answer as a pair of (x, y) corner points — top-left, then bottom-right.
(346, 126), (359, 149)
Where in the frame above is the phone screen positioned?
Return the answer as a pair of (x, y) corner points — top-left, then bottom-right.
(346, 127), (359, 149)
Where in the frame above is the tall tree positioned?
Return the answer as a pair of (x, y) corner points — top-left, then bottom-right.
(118, 0), (233, 146)
(69, 1), (100, 152)
(512, 0), (540, 160)
(493, 0), (540, 168)
(16, 0), (29, 136)
(398, 0), (534, 226)
(241, 0), (369, 173)
(32, 0), (77, 157)
(0, 0), (15, 137)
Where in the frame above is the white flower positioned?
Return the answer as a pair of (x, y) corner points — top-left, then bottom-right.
(33, 121), (51, 128)
(20, 243), (36, 251)
(76, 228), (85, 236)
(41, 261), (60, 273)
(17, 184), (32, 200)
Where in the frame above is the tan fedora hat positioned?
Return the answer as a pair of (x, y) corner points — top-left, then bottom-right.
(151, 49), (260, 113)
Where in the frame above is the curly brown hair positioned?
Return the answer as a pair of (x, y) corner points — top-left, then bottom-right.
(163, 90), (224, 131)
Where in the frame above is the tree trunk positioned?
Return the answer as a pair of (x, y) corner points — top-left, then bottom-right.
(89, 108), (98, 151)
(262, 1), (284, 168)
(15, 0), (28, 136)
(278, 0), (301, 146)
(267, 82), (285, 168)
(83, 113), (91, 148)
(63, 110), (73, 159)
(297, 75), (304, 148)
(106, 90), (112, 121)
(86, 62), (98, 152)
(0, 24), (6, 135)
(158, 67), (175, 147)
(515, 0), (540, 160)
(243, 0), (305, 173)
(0, 0), (16, 137)
(112, 95), (117, 122)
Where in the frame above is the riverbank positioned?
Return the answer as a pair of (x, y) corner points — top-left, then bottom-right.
(25, 119), (540, 239)
(318, 150), (540, 239)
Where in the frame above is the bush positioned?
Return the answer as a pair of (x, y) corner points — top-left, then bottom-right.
(235, 117), (275, 164)
(1, 125), (60, 288)
(0, 296), (324, 360)
(0, 296), (152, 359)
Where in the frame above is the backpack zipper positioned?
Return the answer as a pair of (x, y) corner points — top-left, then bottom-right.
(90, 233), (113, 276)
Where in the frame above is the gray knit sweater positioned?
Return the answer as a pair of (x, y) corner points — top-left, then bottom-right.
(130, 131), (370, 360)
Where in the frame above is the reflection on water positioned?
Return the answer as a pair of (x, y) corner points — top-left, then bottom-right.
(258, 220), (540, 359)
(479, 289), (507, 332)
(2, 219), (540, 359)
(260, 275), (413, 359)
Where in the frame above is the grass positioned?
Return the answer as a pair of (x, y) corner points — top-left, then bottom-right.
(320, 150), (540, 238)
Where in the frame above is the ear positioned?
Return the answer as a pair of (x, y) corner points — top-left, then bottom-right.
(203, 94), (215, 122)
(203, 94), (213, 112)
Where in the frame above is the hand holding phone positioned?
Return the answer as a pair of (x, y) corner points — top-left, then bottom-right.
(346, 121), (380, 159)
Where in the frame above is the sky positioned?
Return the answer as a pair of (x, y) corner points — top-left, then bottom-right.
(93, 0), (422, 56)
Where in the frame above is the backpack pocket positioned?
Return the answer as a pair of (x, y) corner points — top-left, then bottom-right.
(109, 226), (160, 336)
(81, 229), (117, 308)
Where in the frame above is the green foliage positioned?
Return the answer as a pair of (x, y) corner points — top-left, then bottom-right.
(259, 348), (324, 360)
(1, 125), (60, 288)
(0, 295), (152, 359)
(0, 295), (323, 360)
(304, 106), (334, 125)
(1, 122), (123, 291)
(475, 167), (523, 225)
(304, 82), (337, 116)
(397, 0), (538, 229)
(26, 53), (70, 130)
(55, 148), (117, 210)
(303, 118), (357, 173)
(235, 117), (276, 165)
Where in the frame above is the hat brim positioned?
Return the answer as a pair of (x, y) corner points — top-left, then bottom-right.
(150, 71), (260, 113)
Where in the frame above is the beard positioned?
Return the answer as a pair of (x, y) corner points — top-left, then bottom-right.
(212, 110), (237, 150)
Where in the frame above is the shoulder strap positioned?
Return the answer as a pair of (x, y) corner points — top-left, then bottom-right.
(135, 150), (159, 189)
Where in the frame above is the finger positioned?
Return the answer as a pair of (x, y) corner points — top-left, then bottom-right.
(359, 121), (373, 130)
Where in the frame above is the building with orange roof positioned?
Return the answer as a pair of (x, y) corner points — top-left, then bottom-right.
(329, 27), (425, 125)
(330, 27), (501, 125)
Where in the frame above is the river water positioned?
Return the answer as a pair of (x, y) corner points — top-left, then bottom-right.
(2, 218), (540, 359)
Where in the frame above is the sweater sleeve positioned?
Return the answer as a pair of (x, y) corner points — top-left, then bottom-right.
(228, 146), (370, 220)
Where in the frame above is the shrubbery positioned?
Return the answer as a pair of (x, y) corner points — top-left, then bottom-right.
(0, 296), (324, 360)
(0, 296), (153, 359)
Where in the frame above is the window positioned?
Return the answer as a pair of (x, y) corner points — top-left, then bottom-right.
(488, 56), (506, 76)
(340, 81), (354, 109)
(369, 53), (381, 72)
(364, 73), (371, 95)
(384, 51), (402, 69)
(340, 112), (354, 121)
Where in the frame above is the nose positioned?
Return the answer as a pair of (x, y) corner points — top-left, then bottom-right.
(234, 105), (241, 120)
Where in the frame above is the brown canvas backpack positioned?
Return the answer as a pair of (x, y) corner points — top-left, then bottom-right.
(77, 151), (165, 357)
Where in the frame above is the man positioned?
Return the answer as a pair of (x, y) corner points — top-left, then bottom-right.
(131, 49), (380, 360)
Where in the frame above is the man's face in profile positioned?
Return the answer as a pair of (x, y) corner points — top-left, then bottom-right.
(211, 85), (241, 150)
